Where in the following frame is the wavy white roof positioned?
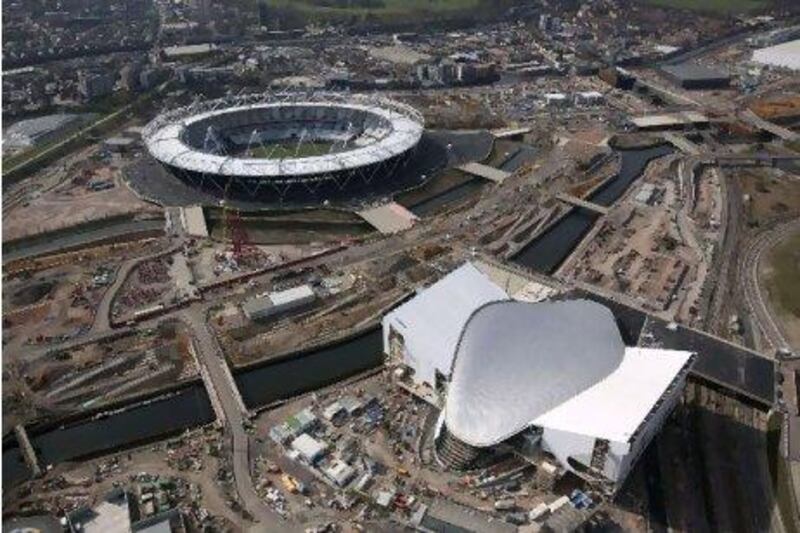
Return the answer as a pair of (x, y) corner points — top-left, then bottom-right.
(445, 300), (626, 447)
(144, 99), (423, 178)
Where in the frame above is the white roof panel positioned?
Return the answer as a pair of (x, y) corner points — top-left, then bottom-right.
(752, 39), (800, 71)
(269, 285), (315, 306)
(533, 346), (693, 442)
(445, 300), (626, 447)
(384, 263), (508, 386)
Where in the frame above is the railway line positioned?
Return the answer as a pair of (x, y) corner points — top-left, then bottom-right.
(740, 218), (800, 354)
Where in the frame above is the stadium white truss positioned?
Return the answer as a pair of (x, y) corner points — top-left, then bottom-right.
(143, 92), (426, 202)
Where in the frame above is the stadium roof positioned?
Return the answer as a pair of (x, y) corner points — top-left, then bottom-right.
(533, 346), (691, 442)
(144, 98), (423, 178)
(444, 300), (692, 447)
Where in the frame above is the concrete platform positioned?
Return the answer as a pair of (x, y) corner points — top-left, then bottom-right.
(556, 193), (609, 215)
(358, 202), (418, 234)
(491, 126), (532, 139)
(457, 162), (511, 184)
(179, 205), (209, 238)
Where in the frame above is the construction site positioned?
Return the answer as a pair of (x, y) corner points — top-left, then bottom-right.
(3, 6), (800, 532)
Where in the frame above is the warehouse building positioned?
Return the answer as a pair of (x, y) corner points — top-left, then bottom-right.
(242, 285), (316, 321)
(3, 113), (92, 153)
(752, 39), (800, 71)
(660, 62), (730, 90)
(383, 263), (694, 492)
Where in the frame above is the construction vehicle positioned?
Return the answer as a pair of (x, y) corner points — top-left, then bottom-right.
(281, 473), (299, 494)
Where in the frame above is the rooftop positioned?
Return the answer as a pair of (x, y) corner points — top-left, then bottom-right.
(661, 62), (729, 81)
(752, 39), (800, 71)
(383, 263), (508, 386)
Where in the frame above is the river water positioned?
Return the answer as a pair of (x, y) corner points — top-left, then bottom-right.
(3, 329), (383, 487)
(3, 384), (214, 487)
(512, 145), (673, 273)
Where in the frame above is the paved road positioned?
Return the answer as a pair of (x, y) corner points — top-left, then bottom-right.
(89, 241), (183, 334)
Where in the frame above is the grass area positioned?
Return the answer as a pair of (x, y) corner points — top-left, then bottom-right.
(766, 232), (800, 319)
(246, 141), (334, 159)
(260, 0), (502, 24)
(739, 169), (800, 226)
(264, 0), (481, 16)
(644, 0), (768, 13)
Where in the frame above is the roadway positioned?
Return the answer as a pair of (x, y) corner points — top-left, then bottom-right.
(739, 109), (800, 143)
(89, 239), (183, 334)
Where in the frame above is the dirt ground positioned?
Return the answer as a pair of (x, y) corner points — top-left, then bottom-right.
(189, 242), (315, 286)
(3, 151), (160, 242)
(3, 263), (113, 349)
(2, 426), (241, 531)
(2, 320), (198, 431)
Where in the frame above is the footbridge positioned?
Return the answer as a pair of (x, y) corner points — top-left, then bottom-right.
(739, 109), (800, 142)
(458, 162), (511, 184)
(556, 193), (610, 215)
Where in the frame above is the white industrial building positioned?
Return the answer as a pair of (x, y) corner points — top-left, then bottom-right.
(382, 263), (508, 394)
(752, 39), (800, 71)
(3, 113), (91, 153)
(383, 263), (694, 491)
(291, 433), (328, 464)
(242, 285), (316, 321)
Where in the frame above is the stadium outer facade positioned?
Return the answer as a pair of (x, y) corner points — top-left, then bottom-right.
(142, 92), (426, 205)
(382, 263), (695, 493)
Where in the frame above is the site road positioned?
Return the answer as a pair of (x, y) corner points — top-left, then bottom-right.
(179, 306), (296, 532)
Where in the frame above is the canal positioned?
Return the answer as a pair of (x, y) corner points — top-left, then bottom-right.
(512, 145), (673, 273)
(3, 328), (384, 487)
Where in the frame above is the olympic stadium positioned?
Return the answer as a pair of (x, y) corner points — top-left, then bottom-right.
(141, 93), (446, 207)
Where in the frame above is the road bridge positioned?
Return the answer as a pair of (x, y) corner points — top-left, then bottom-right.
(661, 132), (702, 155)
(358, 202), (417, 234)
(739, 109), (800, 142)
(179, 308), (291, 531)
(14, 425), (41, 477)
(555, 193), (610, 215)
(491, 127), (532, 139)
(458, 162), (511, 184)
